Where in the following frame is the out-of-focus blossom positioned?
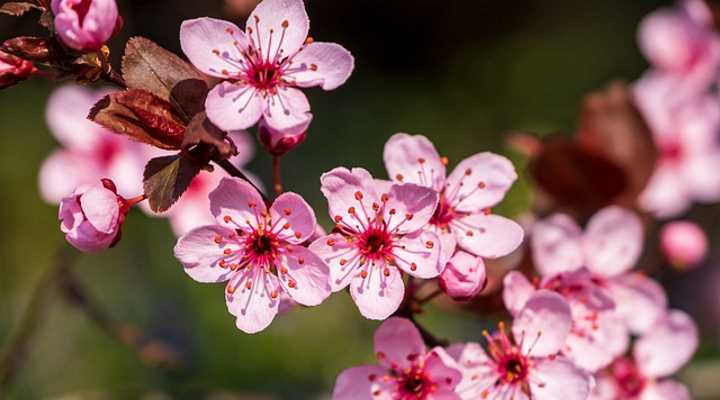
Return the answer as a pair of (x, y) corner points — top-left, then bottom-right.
(332, 317), (463, 400)
(59, 179), (128, 252)
(0, 50), (35, 89)
(174, 177), (331, 333)
(51, 0), (121, 52)
(383, 133), (524, 279)
(257, 119), (306, 157)
(590, 310), (698, 400)
(224, 0), (261, 17)
(449, 290), (592, 400)
(661, 220), (708, 269)
(179, 0), (354, 133)
(531, 206), (668, 335)
(39, 84), (147, 203)
(439, 251), (487, 301)
(310, 167), (441, 320)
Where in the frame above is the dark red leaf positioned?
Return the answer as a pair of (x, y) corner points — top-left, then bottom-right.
(143, 155), (201, 212)
(0, 2), (40, 16)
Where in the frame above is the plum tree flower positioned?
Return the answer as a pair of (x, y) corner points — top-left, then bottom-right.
(590, 310), (698, 400)
(257, 119), (306, 157)
(531, 206), (668, 335)
(179, 0), (354, 133)
(332, 317), (463, 400)
(503, 268), (628, 372)
(174, 177), (331, 333)
(0, 50), (35, 89)
(39, 85), (147, 203)
(51, 0), (121, 52)
(59, 179), (131, 252)
(310, 167), (441, 320)
(438, 251), (487, 301)
(383, 133), (524, 269)
(660, 220), (708, 269)
(449, 290), (592, 400)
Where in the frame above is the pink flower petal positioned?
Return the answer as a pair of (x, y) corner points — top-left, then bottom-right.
(277, 245), (331, 306)
(640, 380), (691, 400)
(607, 274), (668, 335)
(445, 152), (517, 212)
(350, 265), (404, 320)
(382, 183), (438, 234)
(583, 206), (643, 277)
(529, 358), (592, 400)
(439, 250), (487, 301)
(436, 228), (457, 267)
(209, 177), (266, 229)
(46, 85), (107, 151)
(563, 309), (630, 372)
(289, 42), (354, 90)
(531, 213), (584, 276)
(635, 310), (698, 378)
(205, 81), (264, 131)
(39, 150), (94, 204)
(52, 0), (118, 51)
(502, 271), (536, 316)
(383, 133), (446, 191)
(180, 17), (249, 78)
(310, 233), (359, 291)
(512, 290), (572, 357)
(174, 225), (238, 283)
(639, 162), (691, 218)
(320, 167), (379, 227)
(638, 8), (707, 72)
(453, 214), (524, 259)
(270, 191), (316, 243)
(373, 317), (426, 370)
(682, 152), (720, 202)
(262, 86), (312, 133)
(332, 365), (393, 400)
(392, 230), (441, 279)
(423, 348), (463, 394)
(446, 343), (498, 399)
(79, 185), (120, 234)
(226, 269), (280, 334)
(246, 0), (309, 61)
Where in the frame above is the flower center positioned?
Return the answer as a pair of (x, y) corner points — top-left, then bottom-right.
(247, 62), (281, 91)
(358, 226), (393, 260)
(397, 366), (433, 398)
(70, 0), (92, 26)
(659, 138), (683, 163)
(253, 233), (275, 255)
(612, 358), (646, 399)
(429, 194), (456, 229)
(498, 354), (529, 384)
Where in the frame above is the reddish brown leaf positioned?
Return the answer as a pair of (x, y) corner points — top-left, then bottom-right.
(143, 155), (201, 212)
(0, 2), (40, 16)
(1, 36), (53, 62)
(183, 112), (238, 159)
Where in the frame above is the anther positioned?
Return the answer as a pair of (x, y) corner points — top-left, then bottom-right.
(478, 181), (486, 189)
(410, 262), (417, 271)
(283, 223), (290, 230)
(284, 208), (292, 215)
(360, 270), (368, 279)
(440, 156), (449, 165)
(334, 215), (343, 223)
(219, 260), (227, 268)
(395, 174), (404, 182)
(304, 36), (314, 44)
(214, 235), (224, 244)
(327, 238), (336, 246)
(212, 49), (220, 55)
(465, 168), (472, 176)
(339, 259), (347, 266)
(418, 158), (426, 164)
(224, 215), (233, 223)
(224, 248), (233, 255)
(425, 241), (434, 249)
(248, 201), (257, 208)
(227, 285), (236, 294)
(405, 213), (413, 220)
(355, 191), (364, 200)
(348, 207), (356, 214)
(309, 63), (318, 71)
(294, 232), (302, 239)
(381, 193), (389, 202)
(246, 281), (253, 289)
(383, 268), (390, 277)
(288, 279), (297, 288)
(281, 20), (289, 28)
(298, 257), (305, 265)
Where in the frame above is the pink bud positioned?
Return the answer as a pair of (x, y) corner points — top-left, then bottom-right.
(0, 50), (35, 89)
(51, 0), (120, 52)
(439, 251), (487, 301)
(59, 179), (128, 252)
(257, 119), (307, 157)
(661, 220), (708, 269)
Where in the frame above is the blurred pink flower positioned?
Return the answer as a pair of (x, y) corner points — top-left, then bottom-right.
(39, 85), (147, 203)
(439, 250), (487, 301)
(179, 0), (354, 133)
(51, 0), (121, 52)
(174, 177), (331, 334)
(59, 179), (128, 252)
(661, 220), (708, 268)
(531, 207), (668, 336)
(310, 167), (441, 320)
(0, 50), (35, 89)
(383, 133), (524, 292)
(332, 317), (463, 400)
(449, 290), (591, 400)
(590, 310), (698, 400)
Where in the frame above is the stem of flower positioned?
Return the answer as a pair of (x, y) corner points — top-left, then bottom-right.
(102, 69), (127, 89)
(272, 156), (283, 195)
(126, 194), (147, 208)
(214, 157), (271, 204)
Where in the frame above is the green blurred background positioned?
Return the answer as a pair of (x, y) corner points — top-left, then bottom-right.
(3, 0), (720, 398)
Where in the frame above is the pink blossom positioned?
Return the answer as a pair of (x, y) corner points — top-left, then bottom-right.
(59, 179), (128, 252)
(39, 85), (147, 203)
(660, 220), (708, 268)
(257, 119), (306, 156)
(439, 251), (487, 301)
(310, 167), (441, 320)
(51, 0), (121, 52)
(179, 0), (354, 133)
(0, 50), (35, 89)
(531, 207), (668, 336)
(449, 290), (592, 400)
(590, 310), (698, 400)
(382, 133), (524, 276)
(174, 177), (331, 333)
(332, 317), (463, 400)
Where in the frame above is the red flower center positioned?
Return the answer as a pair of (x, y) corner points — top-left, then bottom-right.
(498, 354), (529, 384)
(396, 365), (434, 399)
(359, 227), (393, 260)
(429, 194), (456, 228)
(247, 62), (282, 91)
(611, 357), (646, 399)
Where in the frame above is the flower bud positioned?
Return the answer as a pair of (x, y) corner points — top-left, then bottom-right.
(0, 50), (35, 89)
(257, 119), (307, 157)
(661, 220), (708, 269)
(59, 179), (128, 252)
(439, 251), (487, 301)
(51, 0), (120, 52)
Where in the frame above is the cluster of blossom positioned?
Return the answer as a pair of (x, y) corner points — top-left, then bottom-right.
(0, 0), (711, 398)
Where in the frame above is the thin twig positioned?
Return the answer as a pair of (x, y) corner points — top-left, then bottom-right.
(214, 157), (271, 203)
(272, 156), (283, 195)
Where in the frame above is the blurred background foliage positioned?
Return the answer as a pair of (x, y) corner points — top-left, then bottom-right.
(3, 0), (720, 398)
